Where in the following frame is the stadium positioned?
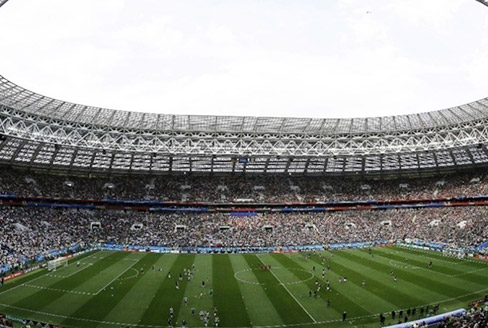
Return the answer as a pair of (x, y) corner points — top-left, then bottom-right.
(1, 0), (488, 327)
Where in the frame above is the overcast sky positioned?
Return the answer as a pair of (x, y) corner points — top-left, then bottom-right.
(0, 0), (487, 119)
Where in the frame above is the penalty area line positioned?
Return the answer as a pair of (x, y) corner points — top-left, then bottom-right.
(256, 254), (317, 323)
(93, 258), (140, 295)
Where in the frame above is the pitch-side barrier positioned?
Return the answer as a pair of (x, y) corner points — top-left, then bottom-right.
(384, 308), (466, 327)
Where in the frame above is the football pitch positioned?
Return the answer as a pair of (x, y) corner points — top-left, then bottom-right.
(1, 247), (488, 328)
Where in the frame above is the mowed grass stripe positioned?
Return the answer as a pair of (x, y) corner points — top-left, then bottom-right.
(176, 254), (214, 328)
(325, 251), (430, 309)
(243, 254), (313, 325)
(101, 253), (170, 325)
(61, 252), (154, 328)
(385, 247), (488, 281)
(380, 247), (488, 287)
(301, 252), (405, 312)
(229, 254), (284, 327)
(340, 249), (483, 312)
(392, 247), (488, 276)
(139, 254), (196, 327)
(371, 248), (469, 276)
(9, 251), (127, 311)
(0, 250), (102, 304)
(346, 249), (472, 297)
(372, 248), (488, 288)
(397, 246), (488, 268)
(213, 255), (251, 327)
(261, 253), (341, 322)
(270, 253), (370, 319)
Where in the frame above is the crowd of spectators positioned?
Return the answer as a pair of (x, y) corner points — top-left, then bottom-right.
(1, 168), (488, 203)
(435, 301), (488, 327)
(2, 205), (488, 271)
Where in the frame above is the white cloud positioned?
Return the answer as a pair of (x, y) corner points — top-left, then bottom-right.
(0, 0), (487, 119)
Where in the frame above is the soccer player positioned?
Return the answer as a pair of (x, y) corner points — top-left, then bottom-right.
(391, 310), (395, 319)
(77, 261), (80, 267)
(380, 313), (385, 326)
(312, 265), (315, 272)
(362, 279), (366, 287)
(327, 299), (331, 308)
(202, 280), (206, 288)
(184, 296), (188, 305)
(309, 290), (312, 298)
(342, 311), (347, 322)
(176, 281), (179, 289)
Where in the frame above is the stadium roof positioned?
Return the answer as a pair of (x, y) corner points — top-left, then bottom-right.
(1, 75), (488, 135)
(1, 72), (488, 175)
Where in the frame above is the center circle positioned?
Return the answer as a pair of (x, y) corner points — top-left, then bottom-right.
(234, 267), (315, 286)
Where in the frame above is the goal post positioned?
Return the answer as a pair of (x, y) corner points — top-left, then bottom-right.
(47, 257), (69, 271)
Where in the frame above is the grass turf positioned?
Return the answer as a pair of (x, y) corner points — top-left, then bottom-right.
(0, 246), (487, 328)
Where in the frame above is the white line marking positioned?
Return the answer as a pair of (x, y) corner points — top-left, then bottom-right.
(0, 250), (102, 297)
(47, 263), (94, 279)
(396, 246), (488, 266)
(385, 254), (488, 278)
(256, 254), (317, 323)
(93, 259), (140, 295)
(2, 284), (488, 328)
(23, 284), (94, 296)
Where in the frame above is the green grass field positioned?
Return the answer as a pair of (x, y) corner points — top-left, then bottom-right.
(1, 246), (488, 328)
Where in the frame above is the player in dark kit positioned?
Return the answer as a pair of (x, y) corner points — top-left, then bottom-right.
(380, 313), (385, 326)
(342, 311), (347, 322)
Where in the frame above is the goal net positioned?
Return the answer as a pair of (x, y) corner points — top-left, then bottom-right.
(47, 258), (69, 271)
